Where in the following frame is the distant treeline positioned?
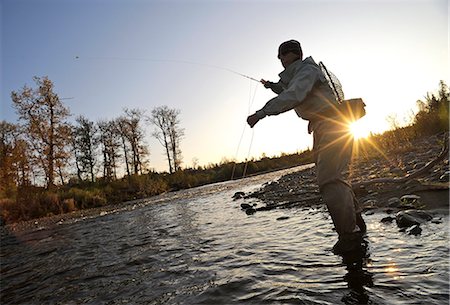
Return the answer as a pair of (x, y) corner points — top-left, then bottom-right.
(0, 79), (448, 224)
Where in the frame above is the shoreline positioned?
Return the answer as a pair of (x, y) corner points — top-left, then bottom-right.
(248, 133), (449, 213)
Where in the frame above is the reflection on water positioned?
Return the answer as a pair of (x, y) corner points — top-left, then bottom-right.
(1, 166), (449, 304)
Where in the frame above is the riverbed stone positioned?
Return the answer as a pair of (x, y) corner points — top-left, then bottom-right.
(387, 197), (401, 208)
(380, 216), (395, 223)
(406, 224), (422, 235)
(233, 192), (245, 200)
(395, 210), (433, 228)
(240, 203), (252, 210)
(245, 207), (256, 215)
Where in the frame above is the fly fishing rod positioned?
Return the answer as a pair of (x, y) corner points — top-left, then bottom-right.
(75, 56), (261, 83)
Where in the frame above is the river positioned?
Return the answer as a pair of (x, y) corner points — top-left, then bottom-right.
(1, 165), (449, 304)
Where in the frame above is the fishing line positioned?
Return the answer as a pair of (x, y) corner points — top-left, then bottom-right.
(74, 55), (260, 83)
(76, 54), (261, 177)
(231, 80), (259, 180)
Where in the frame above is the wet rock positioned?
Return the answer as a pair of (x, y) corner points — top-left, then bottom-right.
(387, 197), (401, 208)
(233, 192), (245, 200)
(380, 216), (395, 223)
(240, 203), (252, 210)
(413, 162), (426, 169)
(406, 225), (422, 236)
(395, 210), (433, 228)
(400, 194), (421, 202)
(245, 208), (256, 215)
(276, 216), (290, 221)
(362, 199), (378, 210)
(439, 171), (449, 182)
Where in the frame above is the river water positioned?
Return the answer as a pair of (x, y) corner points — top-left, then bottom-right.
(1, 165), (449, 305)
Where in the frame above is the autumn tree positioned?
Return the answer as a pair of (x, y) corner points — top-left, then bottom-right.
(0, 121), (32, 197)
(149, 106), (184, 173)
(11, 76), (71, 188)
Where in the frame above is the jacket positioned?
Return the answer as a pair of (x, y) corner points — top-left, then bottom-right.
(256, 56), (338, 121)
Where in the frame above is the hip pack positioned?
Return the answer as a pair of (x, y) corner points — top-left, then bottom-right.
(319, 62), (366, 122)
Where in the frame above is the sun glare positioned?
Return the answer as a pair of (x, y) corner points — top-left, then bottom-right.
(349, 120), (371, 140)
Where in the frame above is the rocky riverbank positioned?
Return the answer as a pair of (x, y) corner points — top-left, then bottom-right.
(242, 133), (449, 214)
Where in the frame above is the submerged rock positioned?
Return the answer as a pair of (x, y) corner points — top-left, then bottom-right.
(240, 203), (252, 210)
(380, 216), (395, 223)
(233, 192), (245, 200)
(406, 224), (422, 236)
(245, 208), (256, 215)
(395, 210), (433, 228)
(276, 216), (290, 221)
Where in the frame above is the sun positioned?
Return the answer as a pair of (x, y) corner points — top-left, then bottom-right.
(349, 120), (371, 140)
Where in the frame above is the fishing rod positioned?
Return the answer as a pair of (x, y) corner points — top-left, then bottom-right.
(74, 56), (261, 83)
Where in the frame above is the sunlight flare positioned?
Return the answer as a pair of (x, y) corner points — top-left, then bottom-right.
(349, 120), (371, 140)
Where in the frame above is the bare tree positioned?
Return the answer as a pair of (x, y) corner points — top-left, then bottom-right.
(122, 108), (148, 175)
(116, 117), (132, 177)
(11, 76), (71, 188)
(167, 108), (184, 171)
(149, 106), (184, 173)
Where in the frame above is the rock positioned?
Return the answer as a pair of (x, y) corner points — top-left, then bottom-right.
(362, 199), (378, 209)
(240, 203), (252, 210)
(413, 162), (426, 169)
(245, 208), (256, 215)
(276, 216), (290, 221)
(439, 171), (449, 182)
(395, 210), (433, 228)
(387, 197), (401, 208)
(233, 192), (245, 200)
(380, 216), (395, 223)
(406, 225), (422, 235)
(400, 194), (421, 205)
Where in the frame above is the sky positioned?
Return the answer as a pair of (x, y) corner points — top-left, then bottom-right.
(1, 0), (448, 173)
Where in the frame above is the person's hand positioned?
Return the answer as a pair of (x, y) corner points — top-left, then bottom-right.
(247, 113), (260, 128)
(260, 79), (272, 89)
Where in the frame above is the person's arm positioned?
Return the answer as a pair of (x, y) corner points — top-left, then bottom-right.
(261, 79), (284, 94)
(248, 65), (320, 128)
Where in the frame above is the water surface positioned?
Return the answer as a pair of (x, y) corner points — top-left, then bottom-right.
(1, 165), (449, 304)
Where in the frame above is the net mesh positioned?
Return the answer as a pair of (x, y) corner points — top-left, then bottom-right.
(319, 62), (345, 102)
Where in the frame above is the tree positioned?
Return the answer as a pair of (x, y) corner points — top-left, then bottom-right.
(116, 117), (132, 177)
(73, 116), (98, 182)
(167, 108), (184, 171)
(11, 76), (71, 188)
(122, 108), (148, 175)
(0, 121), (31, 197)
(149, 106), (184, 173)
(97, 120), (121, 181)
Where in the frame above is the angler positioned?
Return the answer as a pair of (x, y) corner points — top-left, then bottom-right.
(247, 39), (367, 255)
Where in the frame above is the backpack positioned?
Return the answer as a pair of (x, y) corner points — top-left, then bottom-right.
(319, 61), (366, 122)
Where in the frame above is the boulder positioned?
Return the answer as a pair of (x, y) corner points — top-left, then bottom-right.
(395, 210), (433, 228)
